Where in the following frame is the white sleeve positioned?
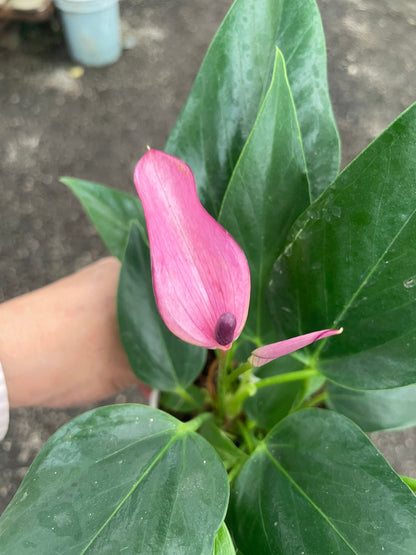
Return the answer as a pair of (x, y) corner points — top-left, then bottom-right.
(0, 361), (10, 440)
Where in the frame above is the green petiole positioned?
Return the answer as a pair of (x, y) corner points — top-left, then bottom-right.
(255, 368), (320, 389)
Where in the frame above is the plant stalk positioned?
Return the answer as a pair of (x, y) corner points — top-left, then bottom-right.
(175, 386), (201, 409)
(183, 412), (213, 433)
(255, 368), (319, 389)
(226, 361), (252, 385)
(302, 390), (328, 408)
(237, 420), (257, 454)
(216, 349), (230, 420)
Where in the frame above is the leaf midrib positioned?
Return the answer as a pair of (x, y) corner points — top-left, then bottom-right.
(81, 431), (182, 554)
(263, 445), (358, 554)
(312, 182), (416, 362)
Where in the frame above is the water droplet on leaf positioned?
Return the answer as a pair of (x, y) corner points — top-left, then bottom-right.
(331, 205), (341, 218)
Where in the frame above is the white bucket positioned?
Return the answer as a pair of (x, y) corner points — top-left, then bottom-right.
(54, 0), (121, 67)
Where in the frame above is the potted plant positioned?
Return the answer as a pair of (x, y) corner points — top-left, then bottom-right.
(1, 0), (416, 552)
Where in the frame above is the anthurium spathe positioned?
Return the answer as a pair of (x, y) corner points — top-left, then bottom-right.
(134, 149), (251, 350)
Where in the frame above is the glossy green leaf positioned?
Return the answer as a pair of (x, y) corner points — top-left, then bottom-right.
(327, 382), (416, 432)
(219, 48), (310, 340)
(269, 103), (416, 390)
(199, 419), (246, 469)
(229, 409), (416, 554)
(244, 355), (307, 429)
(212, 523), (235, 555)
(0, 405), (229, 554)
(166, 0), (339, 216)
(117, 224), (206, 391)
(160, 385), (206, 414)
(61, 177), (145, 260)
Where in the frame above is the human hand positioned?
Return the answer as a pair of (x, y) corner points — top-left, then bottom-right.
(0, 257), (149, 408)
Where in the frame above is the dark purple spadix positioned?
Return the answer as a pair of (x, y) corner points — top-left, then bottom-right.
(214, 312), (237, 346)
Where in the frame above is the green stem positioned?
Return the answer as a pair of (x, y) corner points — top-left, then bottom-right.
(216, 350), (230, 420)
(289, 351), (310, 364)
(255, 368), (319, 390)
(226, 382), (256, 419)
(183, 412), (212, 433)
(237, 420), (257, 454)
(175, 386), (201, 409)
(400, 474), (416, 492)
(302, 390), (328, 408)
(228, 459), (245, 484)
(226, 361), (253, 385)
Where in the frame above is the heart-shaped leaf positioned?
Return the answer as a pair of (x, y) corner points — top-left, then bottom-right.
(117, 224), (206, 391)
(61, 177), (145, 259)
(269, 103), (416, 390)
(219, 48), (310, 341)
(0, 405), (229, 554)
(166, 0), (339, 216)
(229, 409), (416, 553)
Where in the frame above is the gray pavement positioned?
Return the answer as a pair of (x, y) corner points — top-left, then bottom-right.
(1, 0), (416, 513)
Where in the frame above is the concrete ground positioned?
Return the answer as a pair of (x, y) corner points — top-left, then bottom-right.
(0, 0), (415, 513)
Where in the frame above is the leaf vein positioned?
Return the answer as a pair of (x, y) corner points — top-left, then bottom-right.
(263, 445), (358, 554)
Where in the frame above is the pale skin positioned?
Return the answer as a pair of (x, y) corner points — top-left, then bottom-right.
(0, 257), (148, 408)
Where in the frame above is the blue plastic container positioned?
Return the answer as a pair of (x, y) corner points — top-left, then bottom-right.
(55, 0), (121, 67)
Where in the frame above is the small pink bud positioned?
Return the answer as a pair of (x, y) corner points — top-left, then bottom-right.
(250, 328), (343, 367)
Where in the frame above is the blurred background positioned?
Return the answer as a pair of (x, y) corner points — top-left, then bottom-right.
(1, 0), (415, 513)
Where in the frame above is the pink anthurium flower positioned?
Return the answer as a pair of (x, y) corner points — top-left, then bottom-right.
(134, 149), (342, 361)
(249, 328), (343, 367)
(134, 149), (251, 350)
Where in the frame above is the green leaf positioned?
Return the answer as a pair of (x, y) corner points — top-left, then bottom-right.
(269, 103), (416, 390)
(244, 355), (307, 429)
(0, 405), (229, 554)
(212, 523), (236, 555)
(117, 224), (206, 391)
(61, 177), (145, 260)
(219, 48), (310, 340)
(166, 0), (339, 216)
(160, 385), (206, 414)
(199, 419), (246, 469)
(327, 382), (416, 432)
(228, 409), (416, 554)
